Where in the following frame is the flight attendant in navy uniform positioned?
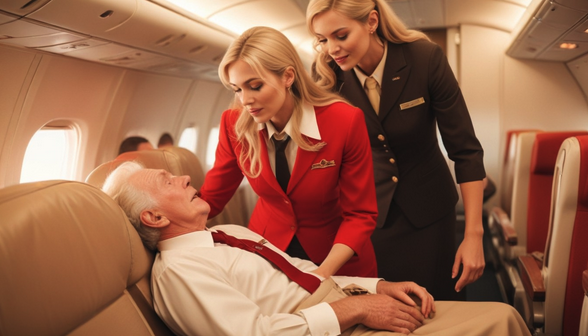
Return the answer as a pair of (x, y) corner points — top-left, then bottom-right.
(308, 0), (486, 300)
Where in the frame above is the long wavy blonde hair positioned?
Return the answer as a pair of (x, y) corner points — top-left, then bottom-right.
(307, 0), (430, 90)
(218, 26), (345, 178)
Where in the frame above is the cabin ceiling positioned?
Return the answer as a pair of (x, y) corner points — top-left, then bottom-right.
(0, 0), (586, 80)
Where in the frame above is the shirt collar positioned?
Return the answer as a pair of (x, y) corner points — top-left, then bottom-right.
(262, 104), (321, 141)
(353, 41), (387, 88)
(157, 230), (213, 251)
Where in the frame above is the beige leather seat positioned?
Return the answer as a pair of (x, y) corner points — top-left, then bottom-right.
(86, 146), (205, 189)
(0, 180), (173, 336)
(86, 146), (255, 227)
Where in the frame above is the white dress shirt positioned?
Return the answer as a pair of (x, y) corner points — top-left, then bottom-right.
(151, 224), (380, 336)
(263, 104), (322, 176)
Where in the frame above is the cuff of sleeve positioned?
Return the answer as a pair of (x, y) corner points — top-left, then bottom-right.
(331, 276), (382, 293)
(299, 302), (341, 336)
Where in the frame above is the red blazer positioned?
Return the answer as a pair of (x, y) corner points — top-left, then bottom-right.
(200, 102), (378, 277)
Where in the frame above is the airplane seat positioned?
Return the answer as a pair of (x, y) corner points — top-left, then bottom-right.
(500, 130), (541, 216)
(517, 135), (588, 336)
(526, 131), (588, 255)
(488, 130), (540, 304)
(86, 149), (193, 189)
(580, 262), (588, 336)
(0, 180), (174, 336)
(490, 131), (540, 258)
(490, 130), (540, 260)
(86, 148), (254, 227)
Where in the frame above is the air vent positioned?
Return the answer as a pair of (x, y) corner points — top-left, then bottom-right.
(212, 54), (224, 63)
(189, 45), (208, 55)
(20, 0), (51, 11)
(156, 34), (186, 47)
(99, 10), (114, 19)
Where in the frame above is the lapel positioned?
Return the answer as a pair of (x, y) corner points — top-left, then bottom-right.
(288, 136), (321, 193)
(338, 42), (411, 123)
(258, 128), (321, 195)
(378, 42), (411, 121)
(340, 70), (380, 127)
(258, 128), (285, 195)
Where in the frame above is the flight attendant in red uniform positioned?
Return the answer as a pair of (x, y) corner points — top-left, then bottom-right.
(199, 26), (378, 277)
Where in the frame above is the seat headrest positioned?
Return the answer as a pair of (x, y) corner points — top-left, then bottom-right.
(0, 181), (150, 335)
(504, 129), (541, 162)
(531, 131), (588, 175)
(86, 147), (205, 189)
(159, 146), (206, 188)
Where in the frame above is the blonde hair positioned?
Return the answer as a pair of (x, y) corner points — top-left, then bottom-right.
(218, 26), (344, 178)
(307, 0), (430, 90)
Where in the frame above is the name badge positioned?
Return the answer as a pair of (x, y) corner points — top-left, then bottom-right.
(399, 97), (425, 110)
(311, 159), (336, 170)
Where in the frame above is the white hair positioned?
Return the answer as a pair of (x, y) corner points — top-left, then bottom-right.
(102, 161), (161, 251)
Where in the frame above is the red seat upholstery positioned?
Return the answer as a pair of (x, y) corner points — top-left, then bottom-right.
(558, 136), (588, 336)
(526, 131), (588, 254)
(517, 134), (588, 335)
(580, 262), (588, 336)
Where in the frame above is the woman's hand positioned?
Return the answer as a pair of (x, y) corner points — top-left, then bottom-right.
(452, 231), (485, 292)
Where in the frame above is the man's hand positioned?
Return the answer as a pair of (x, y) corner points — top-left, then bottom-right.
(376, 281), (435, 319)
(331, 294), (425, 335)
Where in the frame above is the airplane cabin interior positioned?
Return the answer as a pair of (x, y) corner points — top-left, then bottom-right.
(1, 0), (588, 335)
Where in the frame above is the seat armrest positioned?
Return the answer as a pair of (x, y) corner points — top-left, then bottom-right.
(491, 207), (519, 245)
(518, 254), (545, 301)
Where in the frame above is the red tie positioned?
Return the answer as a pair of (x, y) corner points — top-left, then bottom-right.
(211, 230), (321, 293)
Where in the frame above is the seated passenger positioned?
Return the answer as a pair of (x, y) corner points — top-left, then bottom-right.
(118, 136), (154, 155)
(157, 132), (174, 148)
(102, 161), (531, 336)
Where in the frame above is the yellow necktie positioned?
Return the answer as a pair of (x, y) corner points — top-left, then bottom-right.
(365, 76), (380, 114)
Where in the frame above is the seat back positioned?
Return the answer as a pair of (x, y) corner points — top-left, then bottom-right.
(527, 131), (588, 254)
(501, 130), (541, 215)
(542, 135), (588, 336)
(86, 147), (205, 189)
(508, 131), (540, 254)
(0, 180), (172, 335)
(86, 147), (255, 227)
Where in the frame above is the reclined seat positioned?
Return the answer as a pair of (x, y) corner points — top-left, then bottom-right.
(0, 180), (173, 335)
(517, 135), (588, 336)
(86, 146), (256, 227)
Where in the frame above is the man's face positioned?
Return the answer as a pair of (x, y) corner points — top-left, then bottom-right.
(130, 169), (210, 228)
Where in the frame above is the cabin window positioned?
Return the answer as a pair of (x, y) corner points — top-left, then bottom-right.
(206, 127), (220, 169)
(178, 126), (198, 153)
(20, 124), (78, 183)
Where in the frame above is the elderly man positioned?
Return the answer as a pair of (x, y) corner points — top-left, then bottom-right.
(102, 161), (530, 336)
